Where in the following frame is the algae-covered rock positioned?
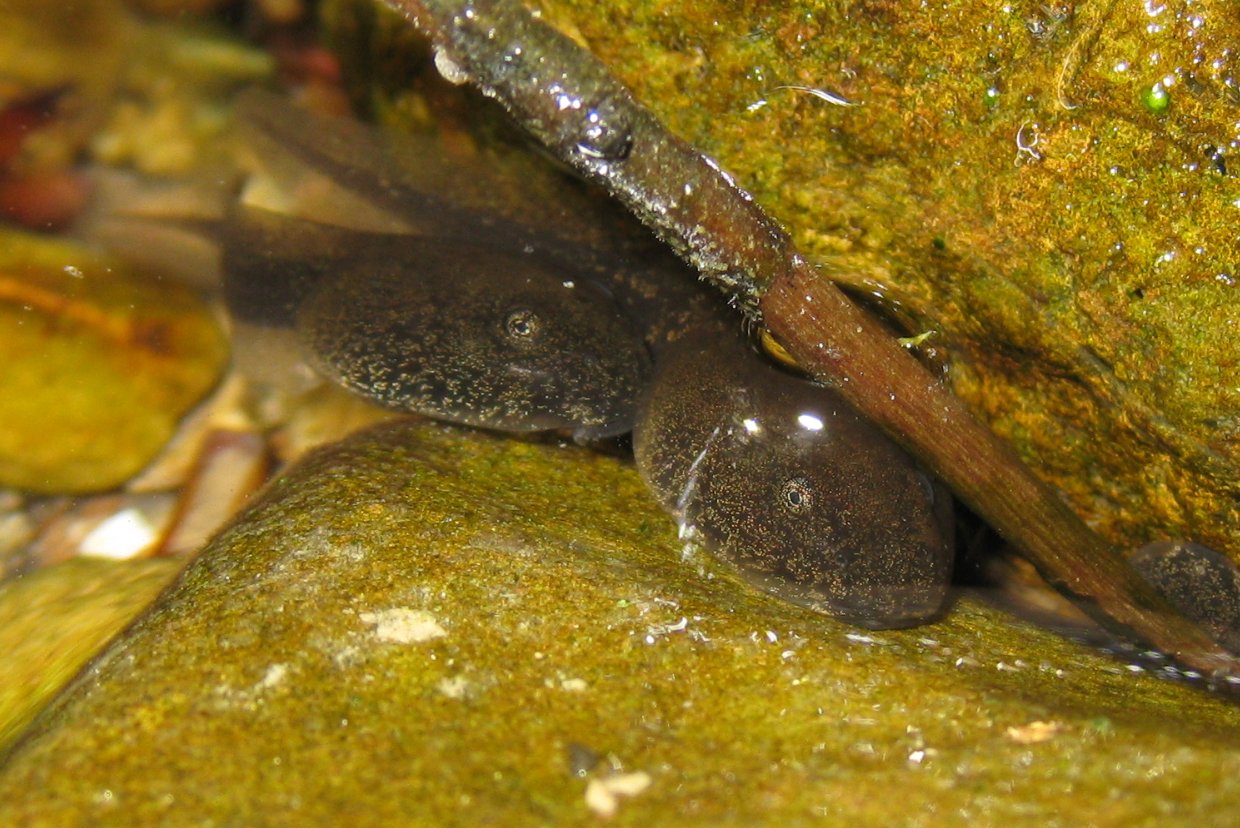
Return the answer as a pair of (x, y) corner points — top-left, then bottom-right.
(0, 420), (1235, 824)
(0, 557), (183, 752)
(333, 0), (1239, 560)
(0, 230), (228, 492)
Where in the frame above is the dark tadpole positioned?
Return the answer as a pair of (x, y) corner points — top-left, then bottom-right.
(635, 328), (954, 629)
(297, 236), (652, 440)
(1132, 541), (1240, 654)
(219, 206), (651, 441)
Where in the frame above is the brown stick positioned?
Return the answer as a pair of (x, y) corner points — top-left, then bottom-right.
(377, 0), (1237, 682)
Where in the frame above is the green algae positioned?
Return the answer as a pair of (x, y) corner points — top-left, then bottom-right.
(0, 421), (1235, 824)
(0, 557), (184, 753)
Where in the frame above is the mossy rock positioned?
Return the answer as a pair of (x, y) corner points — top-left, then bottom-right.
(0, 557), (183, 752)
(0, 421), (1235, 824)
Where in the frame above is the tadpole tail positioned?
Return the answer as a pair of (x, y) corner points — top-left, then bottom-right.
(378, 0), (1238, 687)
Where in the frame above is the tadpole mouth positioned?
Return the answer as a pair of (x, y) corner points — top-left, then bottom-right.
(819, 583), (952, 631)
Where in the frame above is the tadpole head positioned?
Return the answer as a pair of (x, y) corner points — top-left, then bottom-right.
(296, 237), (650, 439)
(691, 393), (954, 628)
(636, 332), (955, 629)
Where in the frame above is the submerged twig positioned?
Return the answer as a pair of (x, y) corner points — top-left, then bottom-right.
(377, 0), (1237, 683)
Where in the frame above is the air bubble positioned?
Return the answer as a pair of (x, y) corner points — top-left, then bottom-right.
(574, 108), (634, 162)
(433, 49), (470, 85)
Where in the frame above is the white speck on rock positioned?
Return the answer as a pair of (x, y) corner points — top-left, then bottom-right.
(359, 608), (447, 643)
(258, 663), (288, 690)
(437, 675), (470, 699)
(1005, 720), (1061, 744)
(584, 771), (652, 818)
(332, 644), (361, 669)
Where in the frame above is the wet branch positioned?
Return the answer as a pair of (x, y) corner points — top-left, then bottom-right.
(378, 0), (1237, 682)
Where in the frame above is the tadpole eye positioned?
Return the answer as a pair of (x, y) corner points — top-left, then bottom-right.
(780, 477), (814, 514)
(504, 308), (541, 339)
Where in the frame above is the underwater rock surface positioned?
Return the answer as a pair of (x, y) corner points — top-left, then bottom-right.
(0, 557), (182, 751)
(0, 421), (1236, 824)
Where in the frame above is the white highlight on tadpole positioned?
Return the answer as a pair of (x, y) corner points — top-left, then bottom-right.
(797, 413), (825, 432)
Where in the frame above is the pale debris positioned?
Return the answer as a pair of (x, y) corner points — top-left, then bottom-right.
(359, 608), (447, 643)
(79, 507), (162, 560)
(128, 374), (257, 493)
(257, 663), (289, 691)
(159, 429), (269, 556)
(1005, 720), (1062, 744)
(436, 675), (470, 699)
(584, 771), (652, 819)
